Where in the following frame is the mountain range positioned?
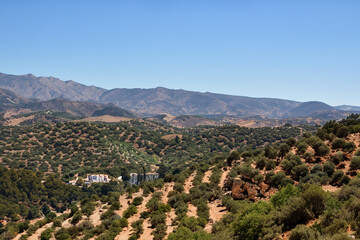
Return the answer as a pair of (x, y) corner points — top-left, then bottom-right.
(0, 72), (358, 120)
(0, 87), (137, 119)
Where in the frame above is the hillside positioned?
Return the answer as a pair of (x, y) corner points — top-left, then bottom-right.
(286, 101), (334, 117)
(1, 72), (358, 119)
(23, 99), (137, 118)
(0, 88), (32, 111)
(0, 73), (106, 101)
(0, 88), (137, 125)
(1, 115), (360, 240)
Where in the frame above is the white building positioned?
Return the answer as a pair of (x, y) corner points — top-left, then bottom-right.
(86, 174), (110, 184)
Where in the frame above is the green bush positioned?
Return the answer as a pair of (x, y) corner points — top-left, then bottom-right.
(71, 211), (83, 225)
(40, 228), (53, 240)
(296, 142), (309, 155)
(350, 156), (360, 170)
(344, 142), (356, 153)
(301, 184), (328, 217)
(323, 161), (335, 177)
(311, 164), (322, 174)
(291, 164), (309, 181)
(123, 205), (138, 219)
(271, 184), (299, 208)
(132, 197), (144, 206)
(233, 211), (268, 240)
(331, 152), (344, 165)
(332, 138), (347, 149)
(273, 197), (309, 230)
(173, 183), (184, 193)
(289, 225), (320, 240)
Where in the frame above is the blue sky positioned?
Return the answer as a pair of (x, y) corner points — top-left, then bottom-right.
(0, 1), (359, 106)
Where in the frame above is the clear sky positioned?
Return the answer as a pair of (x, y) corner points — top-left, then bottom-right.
(0, 1), (359, 106)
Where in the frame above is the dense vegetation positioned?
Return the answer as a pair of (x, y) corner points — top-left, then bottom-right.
(0, 120), (310, 182)
(7, 114), (360, 240)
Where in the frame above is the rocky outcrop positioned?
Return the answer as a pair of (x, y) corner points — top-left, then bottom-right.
(230, 178), (270, 201)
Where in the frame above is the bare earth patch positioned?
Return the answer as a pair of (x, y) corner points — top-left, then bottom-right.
(202, 169), (212, 184)
(76, 115), (134, 123)
(322, 185), (339, 192)
(184, 173), (195, 194)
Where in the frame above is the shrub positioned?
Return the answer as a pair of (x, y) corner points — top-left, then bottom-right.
(254, 174), (264, 184)
(53, 219), (62, 228)
(315, 144), (330, 157)
(173, 183), (184, 193)
(286, 138), (297, 147)
(131, 219), (144, 238)
(289, 225), (320, 240)
(332, 138), (347, 149)
(168, 227), (194, 240)
(227, 151), (240, 166)
(55, 228), (72, 240)
(269, 172), (294, 188)
(71, 211), (82, 225)
(350, 156), (360, 170)
(179, 216), (203, 232)
(140, 211), (150, 219)
(281, 155), (302, 174)
(296, 142), (308, 155)
(292, 164), (309, 181)
(132, 197), (143, 206)
(355, 150), (360, 156)
(323, 161), (335, 177)
(344, 142), (356, 153)
(271, 184), (299, 208)
(331, 171), (345, 186)
(331, 152), (345, 165)
(123, 205), (138, 219)
(265, 159), (276, 170)
(255, 157), (266, 170)
(304, 152), (314, 162)
(150, 212), (166, 228)
(301, 184), (328, 217)
(336, 126), (350, 138)
(279, 143), (291, 158)
(311, 164), (322, 174)
(324, 218), (348, 236)
(330, 233), (353, 240)
(273, 197), (309, 230)
(233, 211), (268, 240)
(40, 228), (53, 240)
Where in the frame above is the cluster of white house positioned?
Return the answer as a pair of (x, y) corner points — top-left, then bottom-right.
(67, 174), (111, 186)
(67, 172), (159, 186)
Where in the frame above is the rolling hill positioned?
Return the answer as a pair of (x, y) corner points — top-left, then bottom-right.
(0, 87), (137, 119)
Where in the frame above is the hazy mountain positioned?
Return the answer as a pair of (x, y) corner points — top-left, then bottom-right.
(335, 105), (360, 112)
(0, 72), (358, 119)
(0, 88), (31, 111)
(285, 101), (334, 118)
(0, 73), (106, 101)
(0, 88), (137, 118)
(24, 98), (137, 118)
(98, 87), (303, 118)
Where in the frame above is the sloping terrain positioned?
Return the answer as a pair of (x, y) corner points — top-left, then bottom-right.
(0, 88), (137, 125)
(2, 115), (360, 239)
(0, 73), (106, 101)
(23, 98), (137, 118)
(0, 88), (32, 111)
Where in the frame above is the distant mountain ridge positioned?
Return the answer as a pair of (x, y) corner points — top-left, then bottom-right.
(0, 72), (358, 119)
(0, 73), (106, 101)
(0, 86), (137, 118)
